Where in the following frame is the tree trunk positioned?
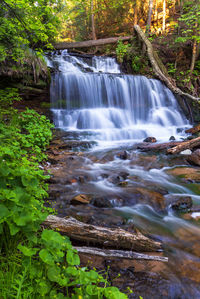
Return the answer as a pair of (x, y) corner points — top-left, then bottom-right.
(54, 36), (132, 50)
(162, 0), (166, 32)
(146, 0), (154, 35)
(167, 136), (200, 154)
(91, 0), (96, 40)
(134, 25), (200, 101)
(190, 40), (197, 73)
(75, 246), (168, 262)
(137, 141), (183, 152)
(43, 215), (162, 252)
(134, 0), (139, 25)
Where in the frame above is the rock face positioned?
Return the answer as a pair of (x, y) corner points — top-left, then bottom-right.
(143, 137), (157, 143)
(187, 149), (200, 166)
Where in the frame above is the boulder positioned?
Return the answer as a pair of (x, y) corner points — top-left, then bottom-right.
(187, 149), (200, 166)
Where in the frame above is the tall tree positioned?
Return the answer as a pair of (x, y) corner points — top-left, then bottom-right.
(162, 0), (166, 32)
(146, 0), (154, 34)
(91, 0), (96, 40)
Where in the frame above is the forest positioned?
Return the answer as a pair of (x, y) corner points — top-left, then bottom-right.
(0, 0), (200, 298)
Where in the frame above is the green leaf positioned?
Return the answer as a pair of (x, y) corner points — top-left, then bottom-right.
(21, 175), (38, 187)
(66, 250), (80, 266)
(41, 229), (65, 249)
(17, 244), (38, 256)
(86, 285), (99, 295)
(104, 287), (128, 299)
(8, 221), (20, 235)
(39, 249), (55, 265)
(38, 281), (51, 296)
(0, 204), (9, 218)
(47, 265), (60, 282)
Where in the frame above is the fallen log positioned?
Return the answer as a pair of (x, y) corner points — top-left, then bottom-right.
(137, 141), (182, 152)
(54, 36), (132, 50)
(167, 136), (200, 154)
(134, 25), (200, 102)
(74, 246), (168, 262)
(185, 124), (200, 134)
(44, 215), (162, 252)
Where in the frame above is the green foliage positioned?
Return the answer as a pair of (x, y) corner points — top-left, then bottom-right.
(116, 40), (130, 63)
(175, 1), (200, 45)
(167, 63), (176, 75)
(0, 0), (64, 62)
(131, 55), (142, 73)
(0, 89), (128, 298)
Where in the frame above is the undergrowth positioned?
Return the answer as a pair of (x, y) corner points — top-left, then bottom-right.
(0, 88), (128, 298)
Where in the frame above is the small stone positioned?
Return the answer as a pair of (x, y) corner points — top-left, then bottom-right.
(71, 194), (91, 205)
(91, 197), (113, 208)
(118, 181), (128, 187)
(119, 171), (129, 180)
(169, 136), (175, 141)
(180, 149), (192, 155)
(78, 176), (85, 183)
(118, 151), (128, 160)
(143, 137), (157, 143)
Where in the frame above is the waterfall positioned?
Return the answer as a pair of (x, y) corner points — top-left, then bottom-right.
(49, 51), (190, 143)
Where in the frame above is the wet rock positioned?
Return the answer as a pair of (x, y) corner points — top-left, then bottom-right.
(166, 167), (200, 182)
(118, 181), (128, 187)
(187, 149), (200, 166)
(108, 174), (123, 184)
(118, 150), (128, 160)
(135, 187), (165, 211)
(168, 196), (192, 211)
(91, 197), (113, 208)
(143, 137), (157, 143)
(58, 140), (97, 150)
(180, 149), (192, 155)
(78, 176), (85, 183)
(71, 194), (91, 205)
(169, 136), (176, 141)
(118, 171), (129, 180)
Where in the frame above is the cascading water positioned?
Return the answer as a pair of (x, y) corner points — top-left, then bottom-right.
(49, 51), (190, 145)
(47, 52), (200, 298)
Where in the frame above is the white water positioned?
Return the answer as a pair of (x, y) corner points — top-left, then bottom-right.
(49, 51), (190, 145)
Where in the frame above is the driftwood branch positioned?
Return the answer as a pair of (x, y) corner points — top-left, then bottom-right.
(134, 25), (200, 102)
(167, 136), (200, 154)
(43, 215), (162, 252)
(54, 36), (132, 50)
(75, 246), (168, 262)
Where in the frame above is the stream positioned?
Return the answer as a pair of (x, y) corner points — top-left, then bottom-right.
(46, 52), (200, 298)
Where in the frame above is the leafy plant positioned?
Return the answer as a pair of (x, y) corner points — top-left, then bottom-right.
(132, 55), (142, 73)
(167, 63), (176, 75)
(0, 89), (129, 298)
(116, 40), (130, 63)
